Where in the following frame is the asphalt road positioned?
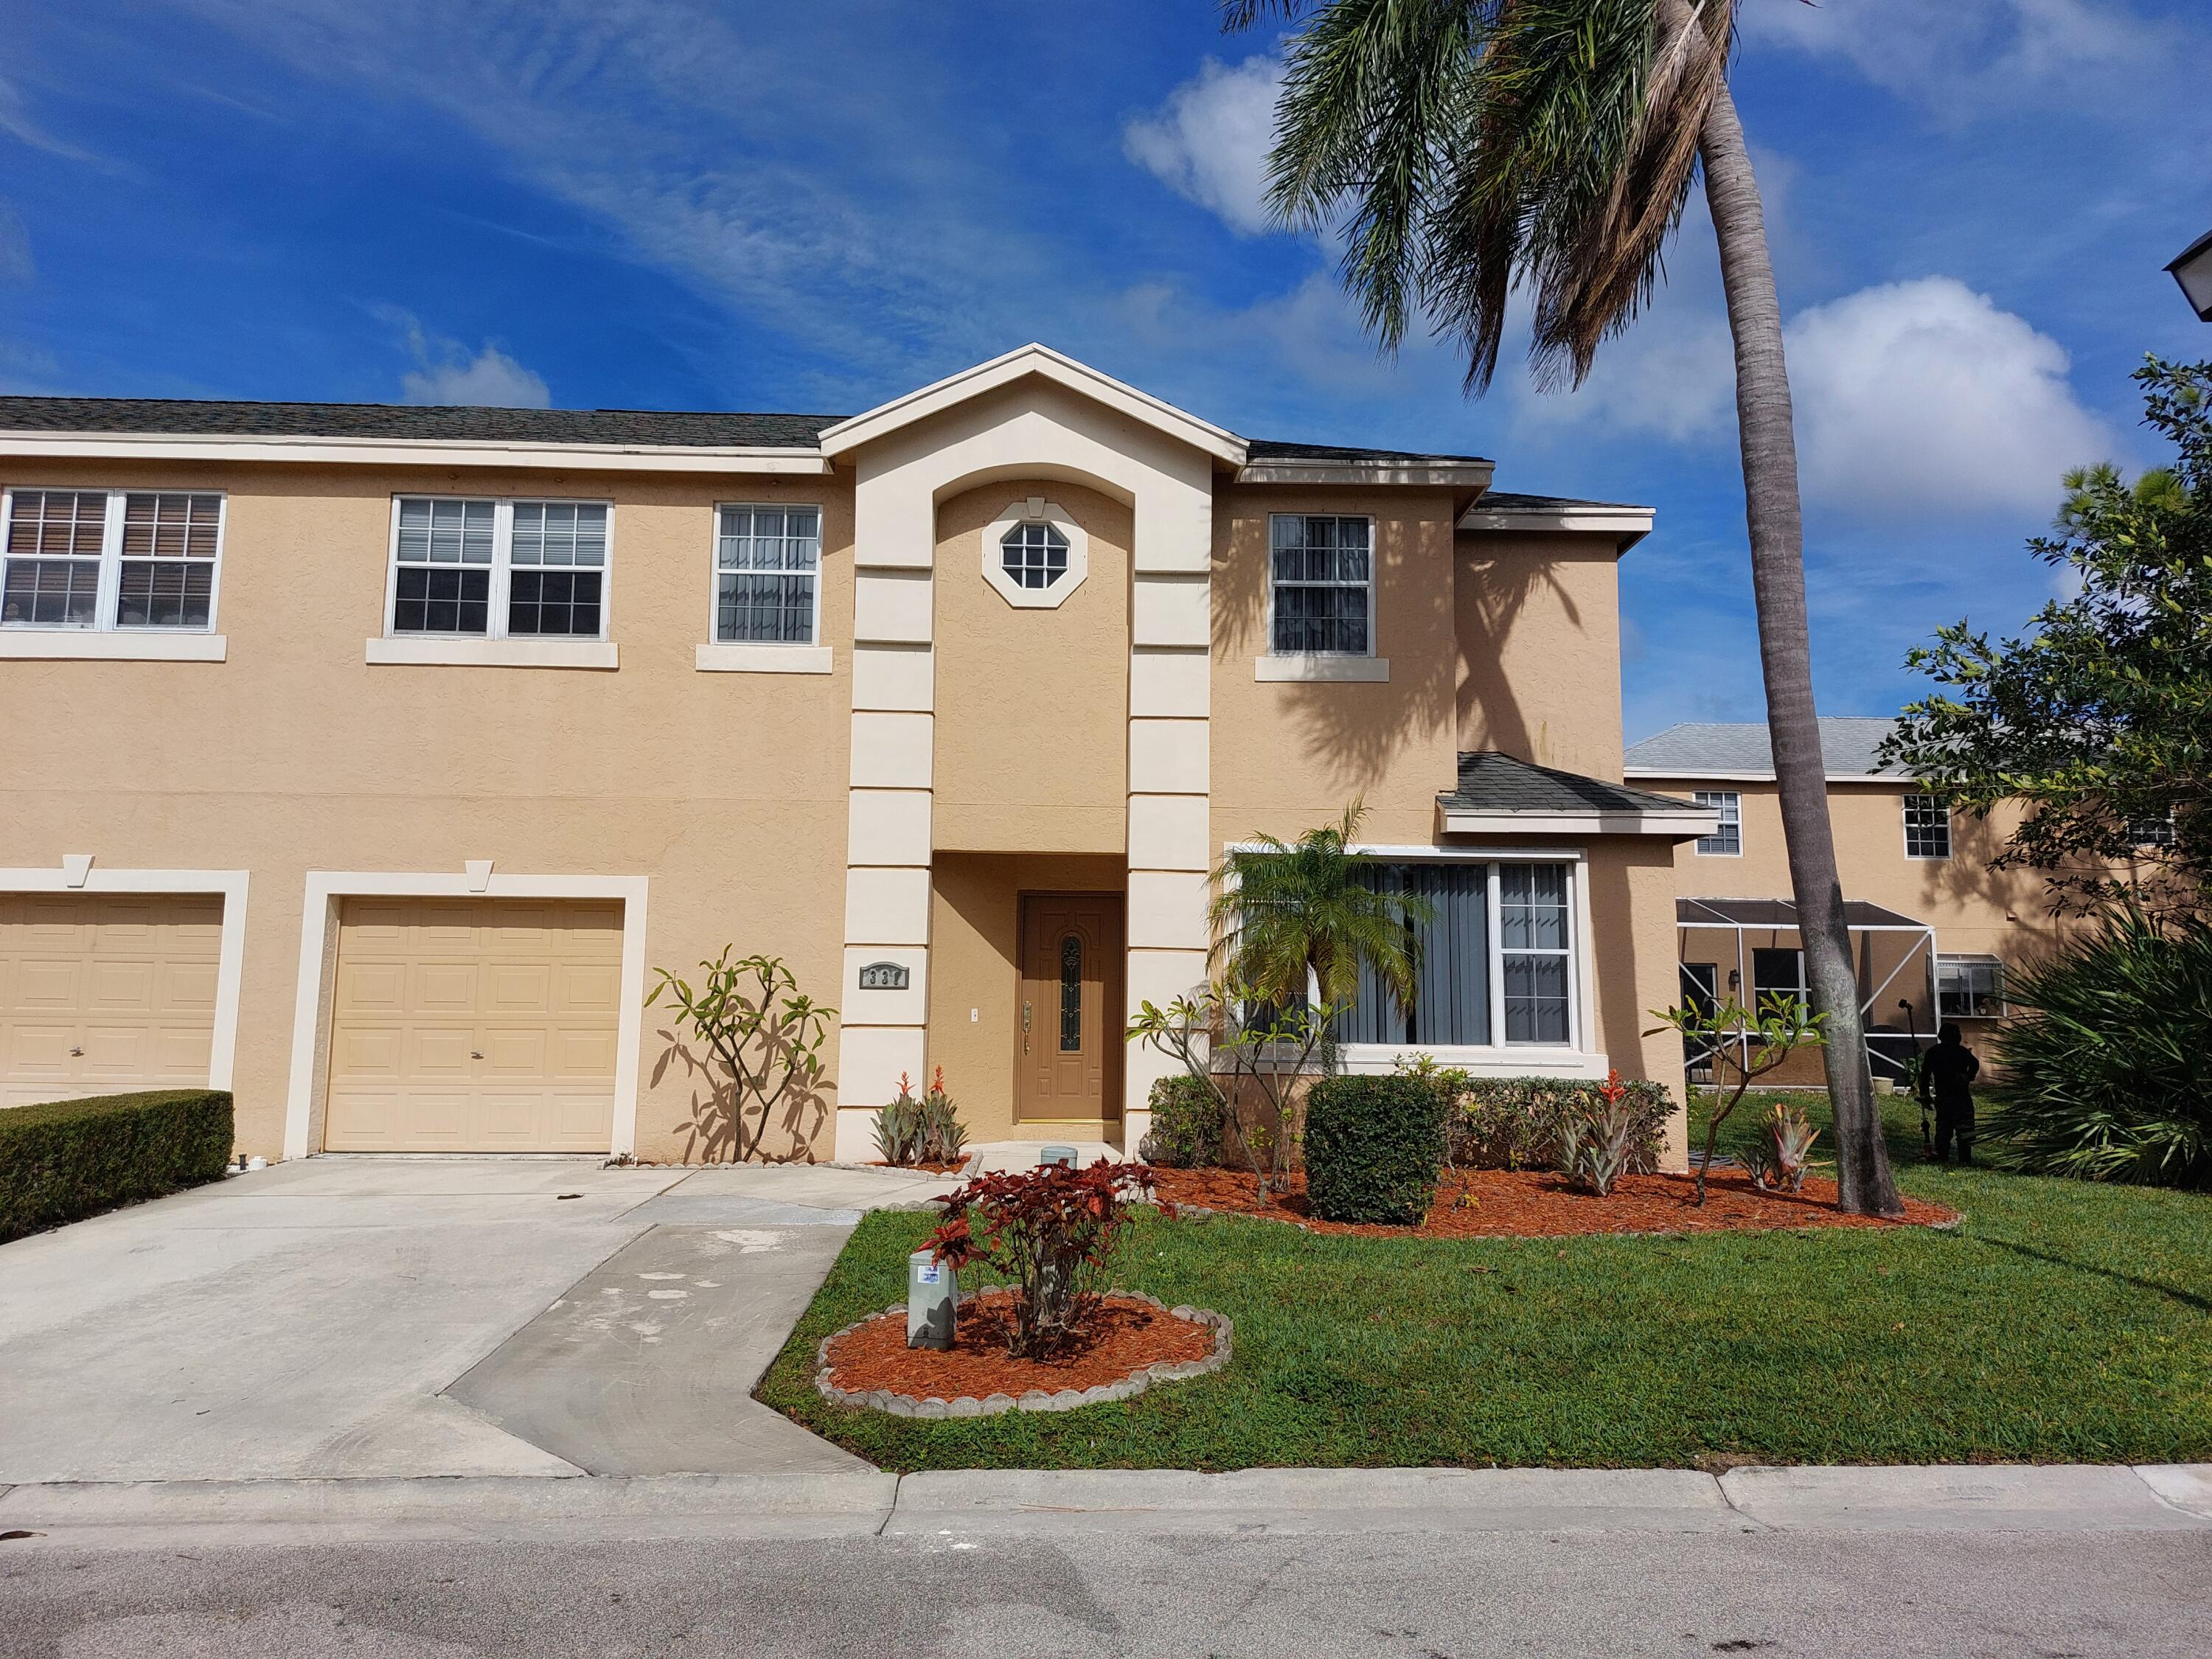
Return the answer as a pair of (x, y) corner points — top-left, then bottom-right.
(7, 1527), (2210, 1658)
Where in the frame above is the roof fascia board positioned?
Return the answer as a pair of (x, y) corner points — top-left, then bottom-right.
(1236, 458), (1495, 488)
(817, 344), (1247, 467)
(1438, 807), (1722, 838)
(1622, 766), (1905, 784)
(1458, 503), (1654, 549)
(0, 431), (832, 474)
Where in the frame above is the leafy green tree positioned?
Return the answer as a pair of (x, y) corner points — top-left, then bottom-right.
(1208, 801), (1429, 1012)
(1885, 359), (2211, 917)
(1647, 991), (1826, 1205)
(647, 950), (835, 1163)
(1228, 0), (1902, 1215)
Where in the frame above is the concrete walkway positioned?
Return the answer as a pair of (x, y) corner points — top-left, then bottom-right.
(0, 1158), (959, 1485)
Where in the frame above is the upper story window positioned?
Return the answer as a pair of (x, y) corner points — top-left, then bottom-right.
(1269, 513), (1372, 655)
(389, 496), (607, 640)
(1693, 790), (1742, 856)
(715, 505), (820, 644)
(1001, 520), (1069, 591)
(1, 488), (224, 632)
(1903, 793), (1951, 860)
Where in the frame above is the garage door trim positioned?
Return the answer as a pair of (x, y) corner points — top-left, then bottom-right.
(285, 871), (649, 1161)
(0, 862), (249, 1093)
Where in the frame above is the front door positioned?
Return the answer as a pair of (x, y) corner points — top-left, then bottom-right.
(1015, 893), (1122, 1124)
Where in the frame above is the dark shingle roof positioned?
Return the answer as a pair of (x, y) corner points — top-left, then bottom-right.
(0, 396), (843, 448)
(1245, 437), (1492, 466)
(1439, 751), (1708, 816)
(1624, 718), (1905, 778)
(1470, 490), (1645, 512)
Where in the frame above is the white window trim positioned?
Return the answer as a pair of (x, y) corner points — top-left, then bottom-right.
(1935, 953), (2007, 1020)
(0, 485), (228, 639)
(1223, 841), (1599, 1073)
(1692, 789), (1742, 857)
(0, 860), (251, 1095)
(1902, 793), (1952, 860)
(1263, 512), (1377, 663)
(981, 498), (1088, 610)
(705, 501), (830, 664)
(378, 493), (616, 653)
(282, 869), (650, 1162)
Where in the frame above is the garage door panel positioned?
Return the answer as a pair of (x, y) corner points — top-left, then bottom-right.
(2, 894), (223, 1105)
(324, 897), (620, 1153)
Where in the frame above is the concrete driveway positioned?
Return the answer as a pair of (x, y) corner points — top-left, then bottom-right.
(0, 1158), (959, 1484)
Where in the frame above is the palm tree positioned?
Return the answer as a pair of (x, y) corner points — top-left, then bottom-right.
(1210, 801), (1428, 1012)
(1228, 0), (1903, 1214)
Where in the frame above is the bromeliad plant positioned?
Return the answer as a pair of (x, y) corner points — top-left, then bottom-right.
(1647, 991), (1826, 1205)
(647, 949), (835, 1164)
(1557, 1070), (1638, 1197)
(1127, 978), (1344, 1202)
(873, 1068), (969, 1169)
(926, 1161), (1158, 1360)
(1743, 1099), (1820, 1194)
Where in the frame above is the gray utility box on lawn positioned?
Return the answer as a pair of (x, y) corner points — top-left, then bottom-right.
(908, 1249), (956, 1349)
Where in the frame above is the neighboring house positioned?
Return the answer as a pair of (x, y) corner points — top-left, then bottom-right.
(1624, 717), (2067, 1082)
(0, 344), (1714, 1165)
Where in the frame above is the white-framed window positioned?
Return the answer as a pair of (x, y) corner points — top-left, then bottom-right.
(2128, 811), (2177, 848)
(1268, 512), (1373, 655)
(1936, 954), (2005, 1019)
(1693, 790), (1742, 856)
(714, 504), (821, 644)
(1334, 859), (1581, 1050)
(1903, 793), (1951, 860)
(1000, 519), (1069, 591)
(387, 495), (609, 640)
(1751, 946), (1808, 1014)
(1, 487), (226, 632)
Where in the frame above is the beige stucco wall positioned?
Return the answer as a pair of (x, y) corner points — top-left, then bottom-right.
(1, 458), (858, 1161)
(931, 481), (1130, 855)
(1456, 532), (1626, 779)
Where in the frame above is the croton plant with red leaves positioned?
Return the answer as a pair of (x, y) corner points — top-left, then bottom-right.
(927, 1160), (1163, 1360)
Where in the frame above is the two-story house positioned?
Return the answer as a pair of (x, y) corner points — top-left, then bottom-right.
(1, 345), (1714, 1166)
(1624, 717), (2070, 1082)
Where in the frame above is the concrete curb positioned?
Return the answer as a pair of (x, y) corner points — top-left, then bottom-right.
(1, 1464), (2205, 1549)
(813, 1293), (1232, 1418)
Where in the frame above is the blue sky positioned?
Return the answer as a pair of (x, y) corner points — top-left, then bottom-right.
(3, 0), (2207, 740)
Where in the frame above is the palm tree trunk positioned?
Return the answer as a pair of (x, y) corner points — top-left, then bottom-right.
(1697, 80), (1904, 1217)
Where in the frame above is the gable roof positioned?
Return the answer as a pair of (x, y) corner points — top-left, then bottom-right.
(815, 343), (1247, 466)
(1436, 751), (1718, 837)
(1623, 718), (1905, 781)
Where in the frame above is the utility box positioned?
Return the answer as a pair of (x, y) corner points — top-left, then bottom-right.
(908, 1249), (956, 1350)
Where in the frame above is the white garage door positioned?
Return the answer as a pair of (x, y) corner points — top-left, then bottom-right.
(322, 897), (622, 1152)
(0, 894), (223, 1107)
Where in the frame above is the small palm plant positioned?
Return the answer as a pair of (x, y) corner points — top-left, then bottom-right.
(1208, 800), (1430, 1015)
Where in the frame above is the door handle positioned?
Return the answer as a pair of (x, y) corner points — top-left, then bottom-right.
(69, 1046), (84, 1057)
(1022, 1001), (1032, 1054)
(471, 1050), (485, 1060)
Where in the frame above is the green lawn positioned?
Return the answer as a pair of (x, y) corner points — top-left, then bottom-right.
(757, 1095), (2212, 1470)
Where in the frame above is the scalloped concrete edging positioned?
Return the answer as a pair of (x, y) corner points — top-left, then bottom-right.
(814, 1291), (1231, 1419)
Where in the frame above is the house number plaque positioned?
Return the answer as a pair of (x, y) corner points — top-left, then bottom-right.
(857, 961), (910, 991)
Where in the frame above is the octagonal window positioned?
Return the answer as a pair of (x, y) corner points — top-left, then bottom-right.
(1000, 521), (1069, 591)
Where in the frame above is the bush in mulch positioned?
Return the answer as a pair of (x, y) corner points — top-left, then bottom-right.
(1150, 1164), (1957, 1239)
(1302, 1074), (1445, 1224)
(1136, 1073), (1222, 1169)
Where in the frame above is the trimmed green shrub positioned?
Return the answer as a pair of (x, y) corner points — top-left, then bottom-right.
(0, 1089), (234, 1243)
(1397, 1062), (1672, 1174)
(1991, 911), (2212, 1187)
(1138, 1073), (1223, 1168)
(1303, 1074), (1445, 1224)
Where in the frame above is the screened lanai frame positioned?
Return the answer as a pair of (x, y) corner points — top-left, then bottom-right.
(1674, 897), (1938, 1082)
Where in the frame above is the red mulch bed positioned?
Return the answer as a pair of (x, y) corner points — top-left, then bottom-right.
(1148, 1165), (1957, 1237)
(867, 1159), (969, 1175)
(824, 1290), (1214, 1399)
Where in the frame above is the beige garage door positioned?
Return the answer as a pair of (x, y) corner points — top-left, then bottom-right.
(0, 894), (223, 1108)
(323, 897), (622, 1152)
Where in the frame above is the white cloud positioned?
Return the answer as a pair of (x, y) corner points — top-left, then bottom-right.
(1782, 276), (2110, 519)
(386, 312), (551, 407)
(1742, 0), (2173, 110)
(1122, 55), (1284, 236)
(0, 73), (102, 164)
